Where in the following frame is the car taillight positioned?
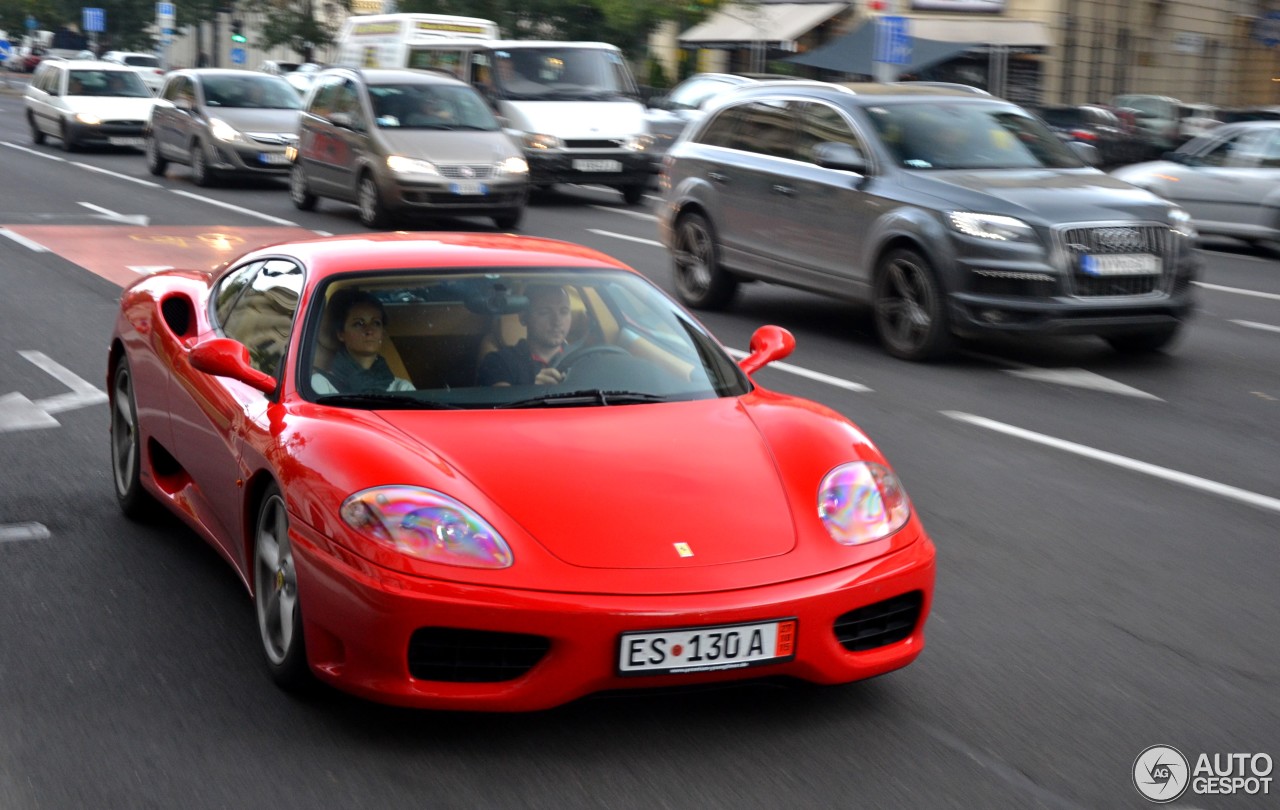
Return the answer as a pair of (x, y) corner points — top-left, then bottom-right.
(1070, 129), (1097, 141)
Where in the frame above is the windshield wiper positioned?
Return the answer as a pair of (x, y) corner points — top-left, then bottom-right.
(497, 389), (668, 409)
(314, 393), (459, 409)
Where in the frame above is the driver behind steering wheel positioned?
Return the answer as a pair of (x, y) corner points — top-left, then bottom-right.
(477, 284), (577, 386)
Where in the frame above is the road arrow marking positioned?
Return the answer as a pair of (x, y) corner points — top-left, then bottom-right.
(1005, 367), (1163, 400)
(0, 392), (61, 431)
(19, 351), (108, 414)
(76, 201), (151, 227)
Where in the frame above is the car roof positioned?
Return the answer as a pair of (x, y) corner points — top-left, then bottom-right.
(319, 67), (465, 85)
(720, 80), (1009, 105)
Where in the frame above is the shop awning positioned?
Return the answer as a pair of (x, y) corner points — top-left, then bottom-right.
(784, 21), (979, 74)
(680, 3), (851, 50)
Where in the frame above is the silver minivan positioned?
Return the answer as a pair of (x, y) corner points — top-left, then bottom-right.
(290, 67), (529, 229)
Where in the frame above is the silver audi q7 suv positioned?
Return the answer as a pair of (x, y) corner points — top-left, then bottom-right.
(658, 82), (1200, 361)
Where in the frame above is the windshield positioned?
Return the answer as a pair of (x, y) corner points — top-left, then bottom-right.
(202, 75), (303, 109)
(490, 47), (638, 101)
(123, 55), (160, 68)
(370, 84), (499, 131)
(301, 269), (750, 409)
(68, 69), (151, 98)
(865, 101), (1085, 170)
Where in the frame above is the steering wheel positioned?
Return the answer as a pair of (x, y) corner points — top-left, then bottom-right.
(555, 345), (631, 374)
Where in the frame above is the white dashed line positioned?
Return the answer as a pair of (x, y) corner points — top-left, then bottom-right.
(70, 162), (161, 187)
(0, 522), (50, 543)
(726, 349), (872, 392)
(1231, 319), (1280, 334)
(169, 190), (299, 225)
(1, 142), (67, 161)
(0, 228), (50, 252)
(586, 228), (662, 247)
(588, 205), (657, 221)
(1194, 281), (1280, 302)
(943, 411), (1280, 514)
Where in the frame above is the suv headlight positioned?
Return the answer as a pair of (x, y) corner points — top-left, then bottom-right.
(209, 117), (245, 143)
(818, 462), (911, 546)
(1169, 207), (1197, 239)
(341, 486), (513, 569)
(948, 212), (1035, 242)
(386, 155), (439, 176)
(523, 132), (563, 151)
(624, 134), (653, 152)
(74, 112), (102, 126)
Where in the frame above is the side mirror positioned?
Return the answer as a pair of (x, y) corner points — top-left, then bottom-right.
(328, 111), (354, 129)
(189, 338), (277, 394)
(738, 325), (795, 375)
(1068, 141), (1100, 166)
(812, 141), (868, 174)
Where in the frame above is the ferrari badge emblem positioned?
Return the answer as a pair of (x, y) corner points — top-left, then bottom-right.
(674, 542), (694, 558)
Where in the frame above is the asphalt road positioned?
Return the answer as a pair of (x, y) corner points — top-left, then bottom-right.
(1, 86), (1278, 809)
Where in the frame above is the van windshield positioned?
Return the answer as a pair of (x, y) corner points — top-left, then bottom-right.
(490, 47), (638, 102)
(369, 84), (500, 131)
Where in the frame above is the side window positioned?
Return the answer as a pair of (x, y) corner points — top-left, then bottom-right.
(160, 76), (180, 101)
(696, 106), (750, 149)
(733, 101), (798, 160)
(213, 261), (264, 325)
(1199, 132), (1260, 168)
(220, 260), (305, 377)
(797, 102), (866, 164)
(308, 76), (341, 117)
(335, 81), (363, 126)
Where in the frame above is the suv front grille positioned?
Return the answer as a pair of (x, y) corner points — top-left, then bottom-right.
(1057, 224), (1176, 297)
(564, 139), (625, 149)
(408, 627), (550, 683)
(833, 591), (924, 652)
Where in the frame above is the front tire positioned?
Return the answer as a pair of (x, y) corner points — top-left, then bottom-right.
(874, 247), (953, 361)
(145, 135), (168, 176)
(253, 484), (311, 690)
(671, 211), (738, 310)
(1105, 325), (1181, 354)
(190, 141), (214, 187)
(290, 165), (317, 211)
(357, 173), (391, 228)
(110, 357), (156, 520)
(59, 121), (77, 152)
(29, 114), (45, 145)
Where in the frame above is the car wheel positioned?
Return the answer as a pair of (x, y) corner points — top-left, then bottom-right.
(619, 185), (645, 206)
(290, 165), (317, 211)
(672, 211), (737, 310)
(59, 121), (77, 152)
(110, 357), (156, 520)
(28, 113), (45, 145)
(253, 483), (311, 689)
(357, 173), (391, 228)
(874, 247), (953, 361)
(191, 141), (214, 186)
(492, 208), (523, 230)
(1105, 325), (1181, 354)
(144, 135), (167, 176)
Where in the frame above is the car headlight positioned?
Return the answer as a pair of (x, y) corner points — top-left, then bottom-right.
(523, 132), (563, 151)
(817, 462), (911, 546)
(948, 212), (1035, 242)
(209, 117), (244, 143)
(74, 112), (101, 125)
(1169, 207), (1197, 239)
(497, 156), (529, 175)
(386, 155), (439, 176)
(624, 134), (653, 152)
(340, 486), (513, 569)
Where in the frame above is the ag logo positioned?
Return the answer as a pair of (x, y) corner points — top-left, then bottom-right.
(1133, 745), (1190, 803)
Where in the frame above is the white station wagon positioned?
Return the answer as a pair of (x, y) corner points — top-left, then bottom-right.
(25, 59), (156, 151)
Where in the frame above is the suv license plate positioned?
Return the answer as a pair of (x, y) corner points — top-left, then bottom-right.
(109, 137), (144, 147)
(449, 181), (487, 195)
(259, 152), (291, 165)
(572, 159), (622, 173)
(1080, 254), (1161, 276)
(618, 619), (796, 676)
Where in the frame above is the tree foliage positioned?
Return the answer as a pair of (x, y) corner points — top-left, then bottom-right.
(249, 0), (353, 62)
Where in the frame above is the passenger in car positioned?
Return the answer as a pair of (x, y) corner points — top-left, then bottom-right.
(477, 284), (574, 386)
(313, 290), (415, 394)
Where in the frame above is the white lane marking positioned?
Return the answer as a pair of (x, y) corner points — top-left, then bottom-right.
(0, 522), (51, 543)
(77, 201), (125, 217)
(169, 189), (298, 225)
(726, 349), (872, 392)
(1, 142), (67, 161)
(0, 228), (50, 252)
(1006, 368), (1162, 400)
(1194, 281), (1280, 302)
(943, 411), (1280, 514)
(18, 351), (108, 413)
(75, 201), (150, 226)
(70, 161), (161, 187)
(586, 228), (662, 247)
(588, 205), (657, 222)
(0, 392), (61, 431)
(1232, 319), (1280, 334)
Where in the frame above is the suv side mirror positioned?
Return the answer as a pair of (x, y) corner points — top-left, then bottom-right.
(812, 141), (868, 174)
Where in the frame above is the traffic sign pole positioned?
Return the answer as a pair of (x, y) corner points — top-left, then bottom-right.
(156, 2), (177, 69)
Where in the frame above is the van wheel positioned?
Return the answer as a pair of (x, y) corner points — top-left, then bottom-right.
(620, 185), (645, 206)
(672, 211), (737, 310)
(29, 114), (45, 145)
(290, 165), (317, 211)
(145, 135), (167, 176)
(357, 173), (391, 228)
(874, 247), (952, 361)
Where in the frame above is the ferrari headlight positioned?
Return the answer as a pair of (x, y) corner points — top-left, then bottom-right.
(497, 156), (529, 175)
(948, 212), (1035, 242)
(523, 132), (563, 151)
(386, 155), (439, 176)
(209, 117), (244, 143)
(74, 112), (102, 126)
(1169, 207), (1197, 239)
(340, 486), (513, 569)
(817, 462), (911, 545)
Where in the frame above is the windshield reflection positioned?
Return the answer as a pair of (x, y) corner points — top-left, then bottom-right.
(865, 102), (1085, 170)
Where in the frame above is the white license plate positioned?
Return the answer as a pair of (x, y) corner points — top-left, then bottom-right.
(109, 137), (144, 147)
(618, 618), (797, 676)
(259, 152), (291, 165)
(449, 180), (487, 195)
(1080, 254), (1161, 276)
(572, 159), (623, 173)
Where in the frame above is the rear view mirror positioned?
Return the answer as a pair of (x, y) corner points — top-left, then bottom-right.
(739, 325), (795, 375)
(813, 141), (868, 174)
(189, 338), (277, 394)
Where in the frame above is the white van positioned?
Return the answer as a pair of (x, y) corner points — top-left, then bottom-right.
(401, 40), (651, 205)
(334, 13), (498, 70)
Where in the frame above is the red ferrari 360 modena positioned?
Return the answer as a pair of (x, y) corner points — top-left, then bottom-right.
(108, 232), (936, 711)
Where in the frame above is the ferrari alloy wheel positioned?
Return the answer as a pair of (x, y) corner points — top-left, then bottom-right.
(874, 247), (953, 362)
(290, 165), (317, 211)
(253, 484), (310, 688)
(29, 113), (45, 145)
(110, 358), (155, 519)
(191, 141), (213, 187)
(357, 173), (390, 228)
(672, 211), (737, 310)
(145, 136), (167, 176)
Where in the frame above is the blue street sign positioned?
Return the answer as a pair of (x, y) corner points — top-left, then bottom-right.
(25, 15), (38, 30)
(156, 2), (176, 18)
(83, 8), (106, 34)
(230, 47), (246, 64)
(0, 39), (12, 61)
(874, 15), (912, 66)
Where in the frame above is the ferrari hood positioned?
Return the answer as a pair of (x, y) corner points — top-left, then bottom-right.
(376, 399), (798, 569)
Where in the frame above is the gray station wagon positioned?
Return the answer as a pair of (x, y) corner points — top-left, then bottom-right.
(658, 82), (1201, 360)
